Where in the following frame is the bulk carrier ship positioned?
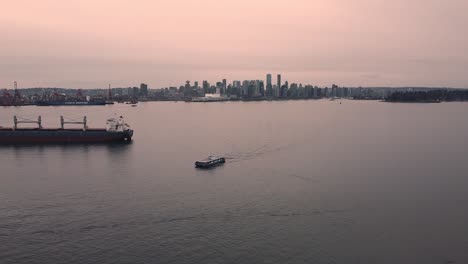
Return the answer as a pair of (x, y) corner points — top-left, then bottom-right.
(0, 116), (133, 143)
(35, 98), (108, 106)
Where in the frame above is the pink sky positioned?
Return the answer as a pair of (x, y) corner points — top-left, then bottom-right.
(1, 0), (467, 88)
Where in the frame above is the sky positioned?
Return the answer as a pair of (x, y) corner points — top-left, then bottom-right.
(1, 0), (467, 89)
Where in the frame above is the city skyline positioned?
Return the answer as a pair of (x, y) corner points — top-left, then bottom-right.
(5, 71), (468, 107)
(3, 75), (464, 91)
(2, 0), (468, 88)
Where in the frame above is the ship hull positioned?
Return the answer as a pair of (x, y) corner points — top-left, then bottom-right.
(36, 101), (106, 106)
(0, 128), (133, 144)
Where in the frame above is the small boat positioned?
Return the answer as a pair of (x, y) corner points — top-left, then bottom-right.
(195, 156), (226, 168)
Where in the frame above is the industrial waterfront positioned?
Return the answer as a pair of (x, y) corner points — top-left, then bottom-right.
(1, 100), (468, 264)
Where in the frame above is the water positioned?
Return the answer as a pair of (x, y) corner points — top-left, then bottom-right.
(1, 100), (468, 264)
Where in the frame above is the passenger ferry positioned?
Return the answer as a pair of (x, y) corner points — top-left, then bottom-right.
(195, 156), (226, 168)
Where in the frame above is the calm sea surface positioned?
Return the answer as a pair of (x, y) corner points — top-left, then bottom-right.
(1, 100), (468, 264)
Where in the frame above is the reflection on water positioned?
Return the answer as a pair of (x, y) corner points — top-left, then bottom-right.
(3, 141), (133, 163)
(2, 141), (133, 149)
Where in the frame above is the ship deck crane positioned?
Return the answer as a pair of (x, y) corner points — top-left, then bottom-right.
(60, 116), (88, 130)
(13, 116), (42, 130)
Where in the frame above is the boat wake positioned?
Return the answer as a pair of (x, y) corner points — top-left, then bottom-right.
(223, 142), (292, 163)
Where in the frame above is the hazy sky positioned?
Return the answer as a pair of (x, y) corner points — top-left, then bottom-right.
(1, 0), (467, 88)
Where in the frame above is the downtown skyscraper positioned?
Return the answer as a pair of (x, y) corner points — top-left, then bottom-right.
(277, 74), (281, 93)
(266, 74), (273, 97)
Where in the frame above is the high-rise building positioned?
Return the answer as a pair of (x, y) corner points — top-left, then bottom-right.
(202, 80), (210, 93)
(266, 74), (272, 96)
(331, 84), (338, 98)
(273, 85), (279, 97)
(242, 80), (250, 97)
(266, 74), (272, 85)
(132, 87), (139, 98)
(282, 81), (289, 97)
(254, 80), (260, 96)
(232, 81), (241, 96)
(184, 81), (192, 97)
(290, 83), (298, 97)
(259, 80), (265, 96)
(280, 84), (288, 97)
(108, 84), (112, 99)
(277, 74), (281, 92)
(140, 83), (148, 96)
(247, 80), (255, 97)
(298, 83), (304, 97)
(233, 81), (241, 88)
(13, 81), (21, 101)
(215, 82), (224, 94)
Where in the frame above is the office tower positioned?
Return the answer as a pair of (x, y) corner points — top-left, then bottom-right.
(140, 83), (148, 96)
(277, 74), (281, 92)
(266, 74), (272, 86)
(259, 80), (265, 97)
(273, 85), (279, 97)
(132, 87), (139, 98)
(184, 81), (192, 97)
(233, 81), (241, 88)
(242, 80), (250, 97)
(290, 83), (298, 97)
(266, 74), (272, 96)
(202, 80), (210, 93)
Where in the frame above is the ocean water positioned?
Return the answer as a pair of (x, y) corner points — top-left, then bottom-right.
(1, 100), (468, 264)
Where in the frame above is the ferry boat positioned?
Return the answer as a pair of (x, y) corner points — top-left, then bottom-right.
(195, 156), (226, 168)
(0, 116), (133, 143)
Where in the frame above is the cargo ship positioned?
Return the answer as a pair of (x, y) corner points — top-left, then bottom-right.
(36, 100), (106, 106)
(0, 116), (133, 143)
